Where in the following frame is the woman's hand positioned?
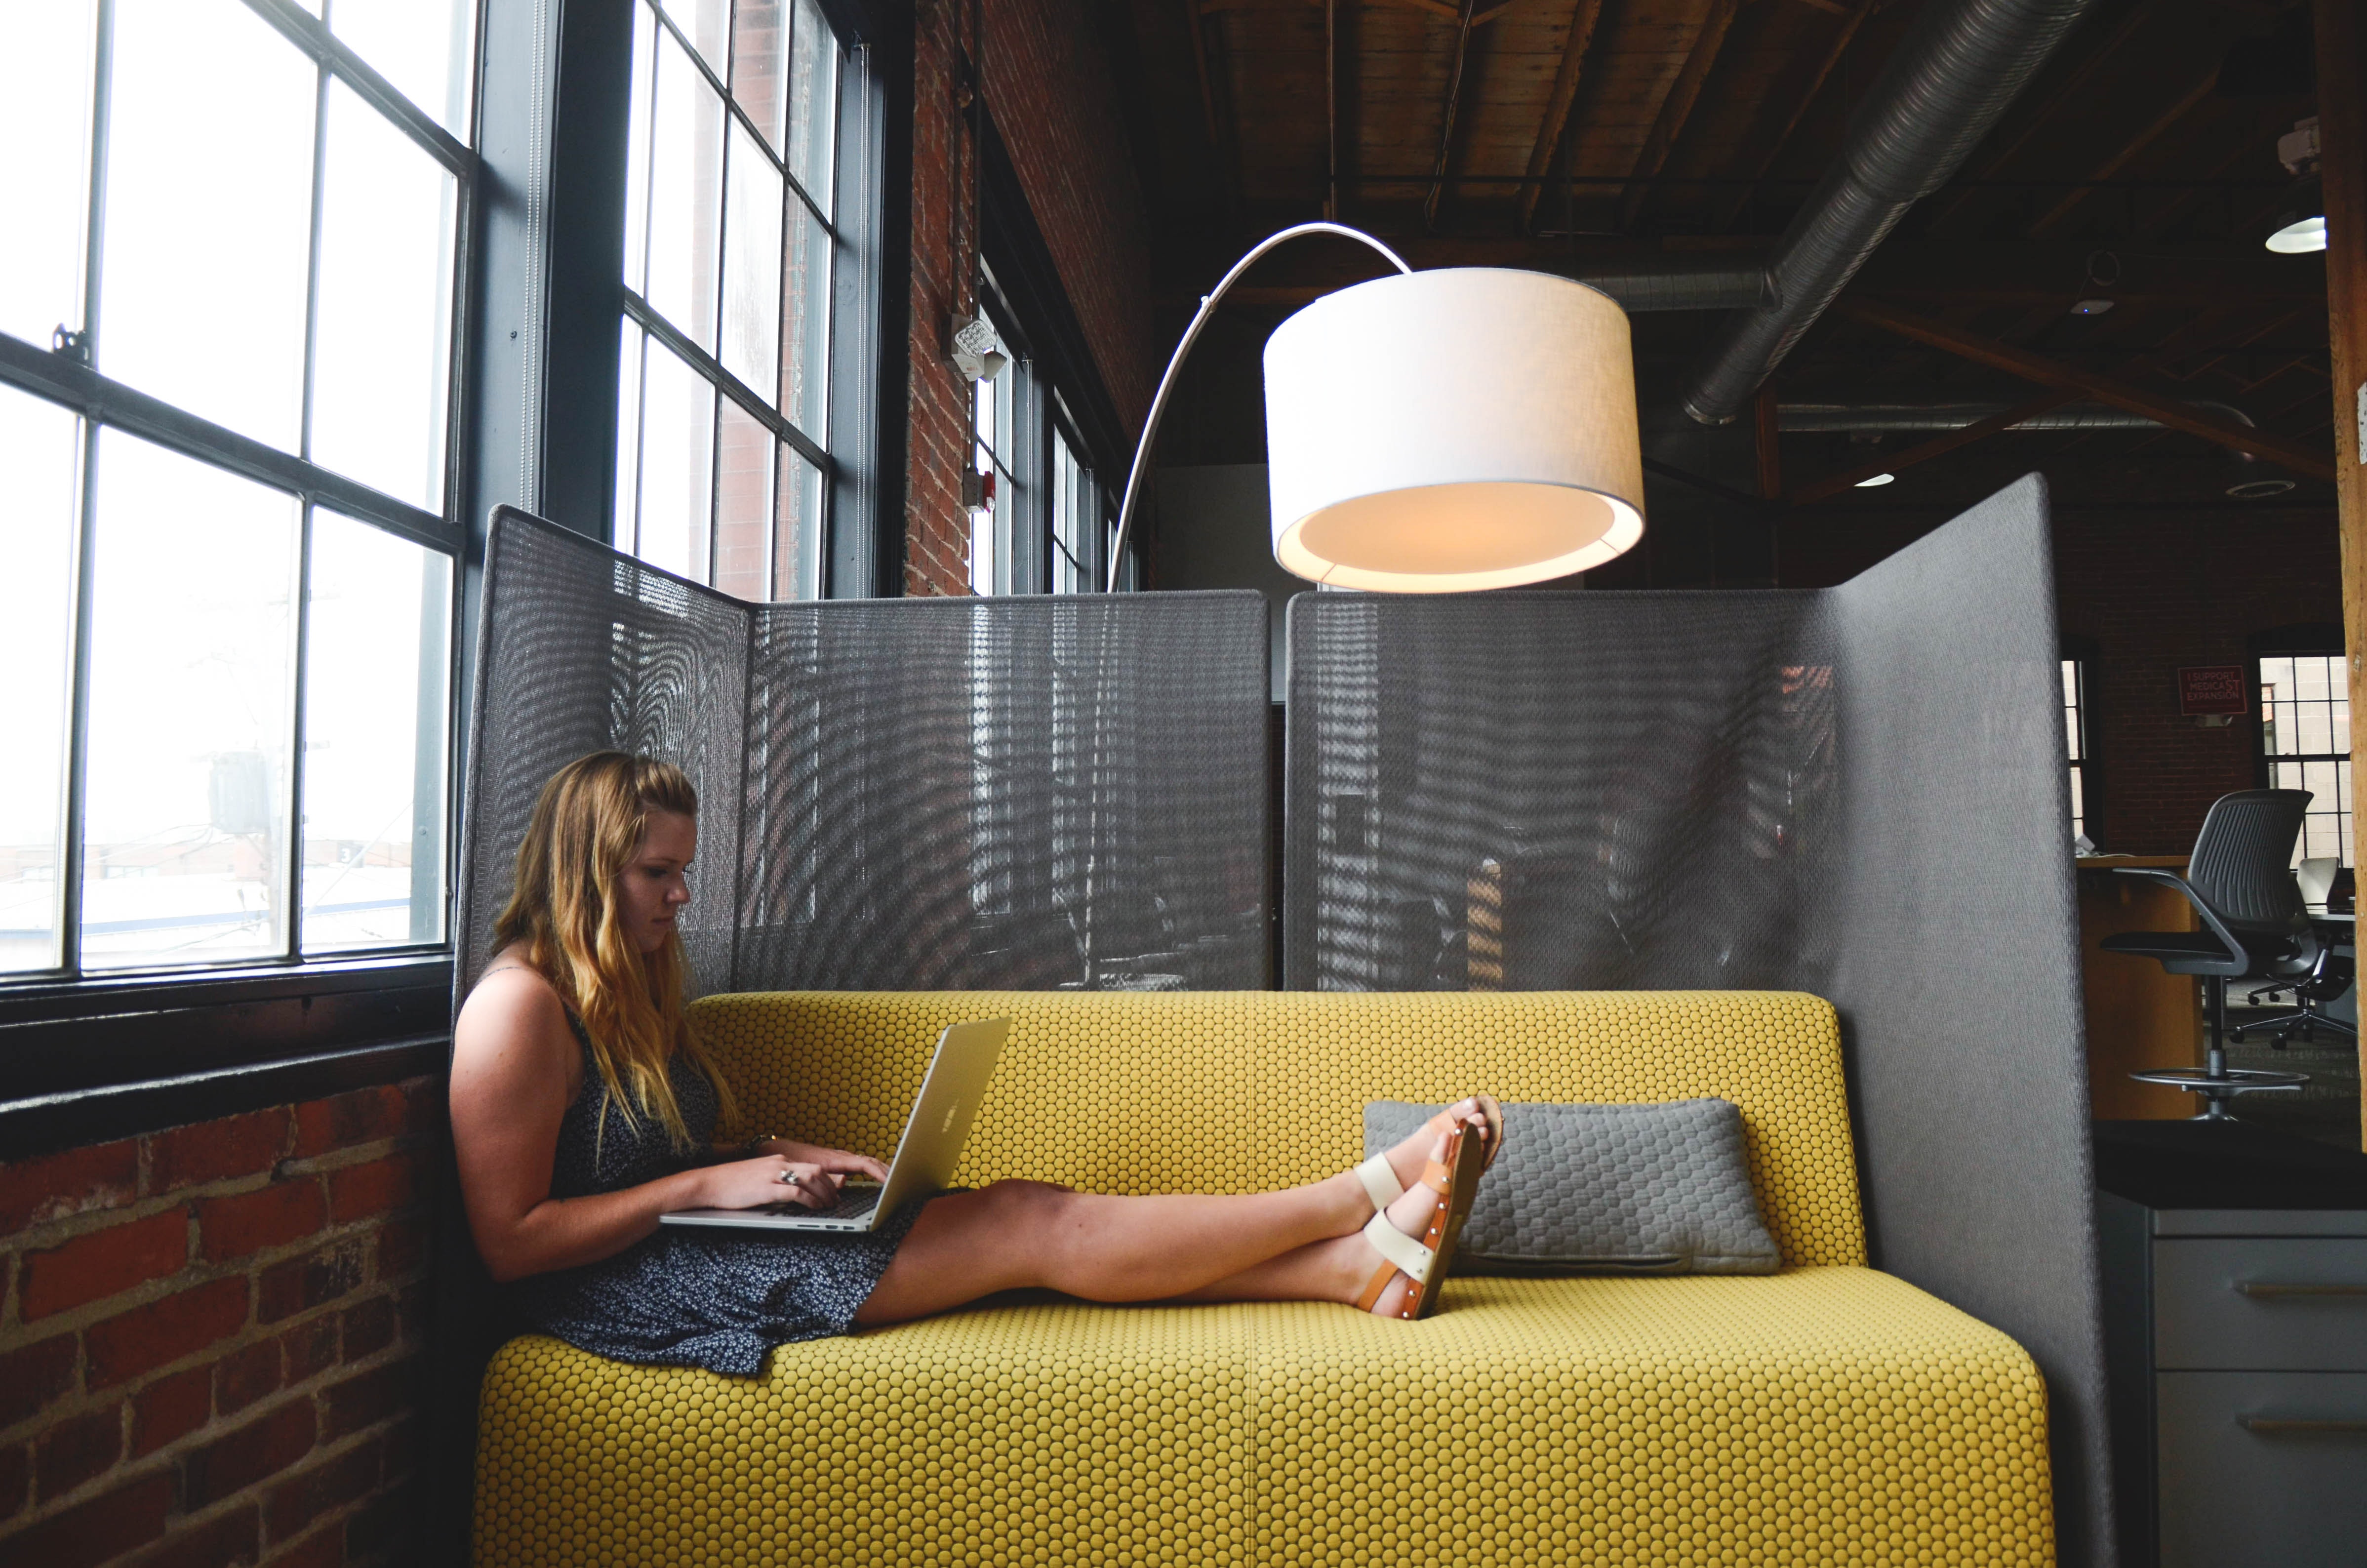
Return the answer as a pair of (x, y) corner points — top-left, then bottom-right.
(697, 1153), (847, 1211)
(755, 1139), (890, 1187)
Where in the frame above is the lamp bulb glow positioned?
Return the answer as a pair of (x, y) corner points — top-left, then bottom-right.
(2265, 214), (2327, 254)
(1854, 473), (1896, 488)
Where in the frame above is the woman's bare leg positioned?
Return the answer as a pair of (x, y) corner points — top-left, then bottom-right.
(854, 1119), (1476, 1327)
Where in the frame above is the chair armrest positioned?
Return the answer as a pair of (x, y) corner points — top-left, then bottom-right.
(2111, 868), (2246, 966)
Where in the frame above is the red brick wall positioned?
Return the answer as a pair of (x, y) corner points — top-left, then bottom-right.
(901, 0), (1158, 597)
(0, 1080), (438, 1568)
(2055, 507), (2340, 854)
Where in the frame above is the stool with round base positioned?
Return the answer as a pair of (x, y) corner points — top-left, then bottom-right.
(2097, 791), (2323, 1124)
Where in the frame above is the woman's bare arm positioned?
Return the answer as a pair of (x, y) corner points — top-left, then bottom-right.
(448, 968), (832, 1283)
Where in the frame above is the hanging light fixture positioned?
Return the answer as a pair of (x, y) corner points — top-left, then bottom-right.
(2264, 118), (2326, 254)
(1106, 225), (1645, 592)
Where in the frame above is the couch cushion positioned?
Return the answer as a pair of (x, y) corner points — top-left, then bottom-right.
(476, 1267), (2051, 1567)
(690, 990), (1864, 1268)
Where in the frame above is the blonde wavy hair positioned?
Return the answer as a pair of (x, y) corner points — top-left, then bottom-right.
(491, 751), (735, 1151)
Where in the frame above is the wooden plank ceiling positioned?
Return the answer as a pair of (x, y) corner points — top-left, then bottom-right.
(1118, 0), (2336, 508)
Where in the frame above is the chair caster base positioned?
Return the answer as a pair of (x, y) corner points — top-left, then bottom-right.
(2129, 1066), (2309, 1122)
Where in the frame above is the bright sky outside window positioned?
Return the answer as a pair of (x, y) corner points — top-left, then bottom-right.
(616, 0), (838, 603)
(2259, 653), (2353, 868)
(0, 0), (473, 980)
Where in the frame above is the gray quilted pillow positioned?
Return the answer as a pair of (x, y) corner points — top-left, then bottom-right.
(1362, 1098), (1780, 1276)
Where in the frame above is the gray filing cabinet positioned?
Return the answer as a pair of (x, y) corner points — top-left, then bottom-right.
(2096, 1122), (2367, 1568)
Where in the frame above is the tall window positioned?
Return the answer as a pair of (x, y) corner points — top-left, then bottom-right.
(2062, 659), (2089, 844)
(969, 342), (1023, 595)
(964, 317), (1113, 596)
(613, 0), (840, 602)
(2, 0), (470, 980)
(2258, 653), (2352, 866)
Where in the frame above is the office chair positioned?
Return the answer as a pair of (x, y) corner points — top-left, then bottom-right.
(2234, 856), (2357, 1046)
(2099, 789), (2318, 1120)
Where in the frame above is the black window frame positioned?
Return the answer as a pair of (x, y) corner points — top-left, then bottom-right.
(0, 0), (904, 1159)
(2061, 634), (2100, 847)
(2248, 623), (2352, 871)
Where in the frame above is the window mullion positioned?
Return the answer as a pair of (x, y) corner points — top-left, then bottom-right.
(56, 420), (102, 980)
(239, 0), (473, 176)
(285, 507), (317, 960)
(623, 288), (829, 472)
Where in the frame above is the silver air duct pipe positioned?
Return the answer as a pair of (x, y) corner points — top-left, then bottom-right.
(1682, 0), (2104, 425)
(1577, 264), (1777, 314)
(1778, 400), (2256, 433)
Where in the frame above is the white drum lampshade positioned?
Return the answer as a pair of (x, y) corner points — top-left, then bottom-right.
(1264, 268), (1645, 592)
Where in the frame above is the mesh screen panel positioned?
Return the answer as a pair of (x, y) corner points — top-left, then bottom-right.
(456, 510), (752, 997)
(1285, 476), (2111, 1566)
(457, 510), (1270, 1000)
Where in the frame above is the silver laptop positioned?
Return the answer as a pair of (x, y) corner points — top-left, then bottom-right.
(658, 1017), (1010, 1234)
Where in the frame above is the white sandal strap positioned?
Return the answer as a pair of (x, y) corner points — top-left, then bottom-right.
(1362, 1208), (1434, 1285)
(1355, 1154), (1405, 1215)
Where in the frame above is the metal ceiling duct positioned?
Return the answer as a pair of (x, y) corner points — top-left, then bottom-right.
(1682, 0), (2106, 425)
(1778, 400), (2256, 433)
(1575, 263), (1777, 313)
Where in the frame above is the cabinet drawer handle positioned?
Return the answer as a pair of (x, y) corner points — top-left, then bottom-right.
(2232, 1282), (2367, 1299)
(2239, 1416), (2367, 1434)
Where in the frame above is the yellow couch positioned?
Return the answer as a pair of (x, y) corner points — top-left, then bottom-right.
(474, 992), (2053, 1566)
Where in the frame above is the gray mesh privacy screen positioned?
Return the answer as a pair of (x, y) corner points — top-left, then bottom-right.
(456, 509), (1270, 1001)
(1287, 476), (2111, 1566)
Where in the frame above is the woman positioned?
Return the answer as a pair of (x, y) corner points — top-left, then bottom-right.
(450, 752), (1499, 1374)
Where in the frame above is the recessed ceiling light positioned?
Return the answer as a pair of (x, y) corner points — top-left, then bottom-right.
(2070, 298), (2115, 316)
(2265, 215), (2327, 253)
(2227, 478), (2296, 498)
(1854, 473), (1896, 488)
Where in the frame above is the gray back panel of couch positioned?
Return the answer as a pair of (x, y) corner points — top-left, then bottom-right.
(737, 593), (1271, 990)
(1813, 477), (2107, 1566)
(455, 510), (753, 999)
(1284, 475), (2110, 1566)
(456, 511), (1271, 1002)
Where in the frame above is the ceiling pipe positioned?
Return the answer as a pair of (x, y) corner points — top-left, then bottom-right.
(1778, 400), (2257, 433)
(1681, 0), (2106, 425)
(1575, 264), (1776, 313)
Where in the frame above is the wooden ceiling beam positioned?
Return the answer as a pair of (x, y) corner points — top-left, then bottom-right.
(1835, 297), (2336, 478)
(1423, 0), (1484, 231)
(1515, 0), (1608, 234)
(2024, 71), (2219, 237)
(1617, 0), (1744, 234)
(1789, 310), (2244, 503)
(1713, 0), (1879, 231)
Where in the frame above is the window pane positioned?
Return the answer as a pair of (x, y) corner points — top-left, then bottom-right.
(731, 0), (790, 156)
(301, 510), (450, 951)
(622, 0), (656, 295)
(658, 0), (727, 76)
(614, 321), (646, 549)
(720, 120), (783, 400)
(775, 443), (823, 601)
(786, 0), (836, 210)
(714, 399), (773, 600)
(310, 80), (458, 511)
(0, 0), (97, 348)
(645, 23), (724, 352)
(0, 387), (81, 974)
(635, 343), (714, 580)
(101, 0), (314, 450)
(327, 0), (478, 135)
(82, 432), (298, 969)
(779, 196), (831, 431)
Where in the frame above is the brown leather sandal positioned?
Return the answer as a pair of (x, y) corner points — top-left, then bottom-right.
(1350, 1095), (1505, 1218)
(1352, 1119), (1487, 1321)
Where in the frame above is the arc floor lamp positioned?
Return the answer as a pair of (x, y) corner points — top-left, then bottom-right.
(1105, 223), (1648, 594)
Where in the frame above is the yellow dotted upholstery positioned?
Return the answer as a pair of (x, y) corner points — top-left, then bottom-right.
(474, 992), (2054, 1567)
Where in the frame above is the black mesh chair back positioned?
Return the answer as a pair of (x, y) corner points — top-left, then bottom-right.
(2184, 789), (2311, 935)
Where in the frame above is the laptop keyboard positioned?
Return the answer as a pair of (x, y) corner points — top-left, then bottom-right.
(760, 1183), (883, 1220)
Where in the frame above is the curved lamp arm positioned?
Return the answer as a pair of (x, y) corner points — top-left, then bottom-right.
(1104, 223), (1413, 592)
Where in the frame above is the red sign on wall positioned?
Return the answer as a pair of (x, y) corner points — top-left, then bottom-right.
(2177, 665), (2249, 716)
